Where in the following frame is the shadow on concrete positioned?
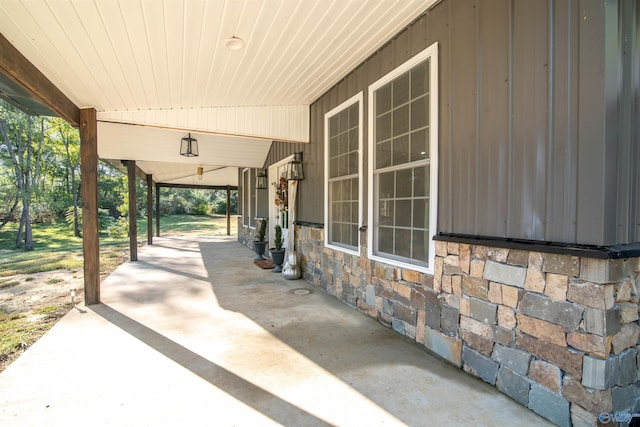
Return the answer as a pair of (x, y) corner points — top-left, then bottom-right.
(152, 235), (237, 254)
(196, 240), (492, 426)
(93, 235), (549, 426)
(91, 303), (333, 427)
(136, 260), (210, 283)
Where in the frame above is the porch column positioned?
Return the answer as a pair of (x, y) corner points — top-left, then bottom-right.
(226, 185), (231, 236)
(155, 183), (161, 237)
(127, 160), (138, 261)
(80, 108), (99, 305)
(147, 174), (153, 245)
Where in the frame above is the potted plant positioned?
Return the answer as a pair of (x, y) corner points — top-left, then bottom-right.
(253, 219), (268, 260)
(270, 224), (285, 272)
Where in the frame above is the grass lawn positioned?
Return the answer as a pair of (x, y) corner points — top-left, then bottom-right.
(0, 214), (237, 276)
(0, 214), (236, 372)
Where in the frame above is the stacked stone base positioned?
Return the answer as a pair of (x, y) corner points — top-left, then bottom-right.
(237, 217), (255, 251)
(294, 224), (639, 427)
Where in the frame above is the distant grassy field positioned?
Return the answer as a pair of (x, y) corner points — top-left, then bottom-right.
(0, 214), (237, 276)
(156, 214), (237, 237)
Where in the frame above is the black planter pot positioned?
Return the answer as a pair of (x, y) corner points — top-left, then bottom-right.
(253, 241), (267, 260)
(270, 248), (285, 272)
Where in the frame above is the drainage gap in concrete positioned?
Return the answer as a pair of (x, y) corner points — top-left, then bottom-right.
(290, 288), (311, 296)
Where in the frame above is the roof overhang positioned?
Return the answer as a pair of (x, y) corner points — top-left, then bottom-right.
(0, 0), (435, 186)
(98, 120), (277, 187)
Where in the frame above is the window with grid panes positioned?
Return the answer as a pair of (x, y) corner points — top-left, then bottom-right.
(326, 95), (361, 252)
(369, 43), (437, 271)
(242, 169), (250, 227)
(249, 169), (257, 228)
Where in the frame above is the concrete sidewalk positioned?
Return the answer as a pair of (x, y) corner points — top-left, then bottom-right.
(0, 236), (552, 426)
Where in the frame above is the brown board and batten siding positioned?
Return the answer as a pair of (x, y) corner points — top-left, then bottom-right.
(264, 0), (640, 248)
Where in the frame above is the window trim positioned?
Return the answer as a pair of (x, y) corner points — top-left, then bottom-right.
(367, 42), (438, 274)
(268, 155), (294, 244)
(242, 168), (255, 229)
(242, 168), (248, 228)
(324, 92), (363, 256)
(250, 168), (257, 228)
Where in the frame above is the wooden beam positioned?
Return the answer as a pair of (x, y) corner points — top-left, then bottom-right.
(155, 183), (161, 238)
(147, 174), (153, 245)
(0, 33), (79, 127)
(127, 160), (138, 261)
(80, 108), (99, 305)
(226, 185), (231, 236)
(157, 183), (238, 191)
(135, 165), (148, 181)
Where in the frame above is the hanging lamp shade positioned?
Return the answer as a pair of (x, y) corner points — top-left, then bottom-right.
(286, 152), (304, 181)
(256, 169), (268, 189)
(180, 133), (199, 157)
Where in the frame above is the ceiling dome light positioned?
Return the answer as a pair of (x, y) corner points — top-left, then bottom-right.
(225, 36), (245, 51)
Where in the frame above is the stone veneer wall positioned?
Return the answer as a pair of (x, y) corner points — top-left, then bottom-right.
(237, 217), (255, 250)
(295, 224), (640, 427)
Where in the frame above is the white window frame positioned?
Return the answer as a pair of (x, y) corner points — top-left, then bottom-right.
(242, 168), (255, 229)
(268, 156), (293, 244)
(242, 168), (249, 228)
(250, 168), (257, 228)
(367, 42), (438, 274)
(324, 92), (363, 255)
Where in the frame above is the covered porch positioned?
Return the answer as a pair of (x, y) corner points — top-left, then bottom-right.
(0, 236), (551, 426)
(0, 0), (435, 305)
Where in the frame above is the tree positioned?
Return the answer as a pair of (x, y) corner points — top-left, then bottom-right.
(97, 161), (127, 218)
(0, 102), (46, 250)
(211, 189), (237, 214)
(49, 119), (80, 236)
(0, 174), (18, 229)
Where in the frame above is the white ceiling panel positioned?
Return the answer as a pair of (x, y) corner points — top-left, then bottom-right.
(0, 0), (435, 184)
(136, 162), (239, 187)
(99, 104), (309, 143)
(0, 0), (431, 108)
(97, 122), (272, 169)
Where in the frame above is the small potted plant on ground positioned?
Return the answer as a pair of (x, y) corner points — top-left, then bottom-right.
(253, 219), (268, 260)
(270, 224), (285, 272)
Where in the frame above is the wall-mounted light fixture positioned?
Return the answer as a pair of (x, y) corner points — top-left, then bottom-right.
(197, 166), (203, 180)
(256, 168), (268, 189)
(286, 152), (304, 181)
(180, 133), (199, 157)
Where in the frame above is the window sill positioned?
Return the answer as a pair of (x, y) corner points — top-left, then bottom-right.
(368, 254), (433, 275)
(325, 243), (360, 257)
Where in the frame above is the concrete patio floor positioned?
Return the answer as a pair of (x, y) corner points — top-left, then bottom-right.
(0, 236), (553, 426)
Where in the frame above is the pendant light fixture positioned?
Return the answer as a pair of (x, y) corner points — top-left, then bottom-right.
(180, 133), (199, 157)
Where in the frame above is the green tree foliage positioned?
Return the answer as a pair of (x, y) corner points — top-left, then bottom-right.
(0, 100), (240, 249)
(190, 190), (211, 215)
(157, 188), (237, 216)
(97, 162), (127, 218)
(210, 189), (238, 214)
(0, 102), (47, 250)
(0, 174), (19, 229)
(39, 118), (81, 235)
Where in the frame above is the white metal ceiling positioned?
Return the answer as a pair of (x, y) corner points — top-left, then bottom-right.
(0, 0), (432, 184)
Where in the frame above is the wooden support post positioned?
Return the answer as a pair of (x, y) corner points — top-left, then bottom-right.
(127, 160), (138, 261)
(226, 185), (231, 236)
(80, 108), (99, 305)
(147, 174), (153, 245)
(155, 183), (161, 238)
